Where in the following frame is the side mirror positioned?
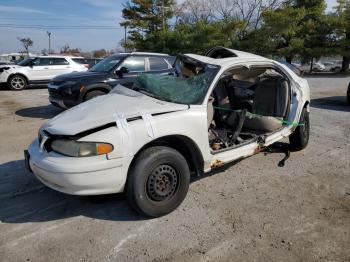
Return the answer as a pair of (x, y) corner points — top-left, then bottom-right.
(115, 67), (129, 77)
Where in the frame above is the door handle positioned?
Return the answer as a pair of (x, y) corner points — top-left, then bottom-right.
(66, 66), (70, 68)
(44, 67), (49, 69)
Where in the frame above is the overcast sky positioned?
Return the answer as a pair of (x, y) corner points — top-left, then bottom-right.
(0, 0), (339, 54)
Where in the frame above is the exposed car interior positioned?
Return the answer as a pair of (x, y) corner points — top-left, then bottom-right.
(208, 66), (291, 152)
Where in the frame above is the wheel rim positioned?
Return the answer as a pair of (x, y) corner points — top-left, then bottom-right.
(11, 77), (25, 89)
(146, 164), (179, 202)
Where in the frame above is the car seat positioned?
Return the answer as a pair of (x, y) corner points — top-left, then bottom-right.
(243, 76), (289, 133)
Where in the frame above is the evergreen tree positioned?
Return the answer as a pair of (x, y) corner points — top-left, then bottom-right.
(120, 0), (175, 52)
(332, 0), (350, 72)
(262, 0), (332, 68)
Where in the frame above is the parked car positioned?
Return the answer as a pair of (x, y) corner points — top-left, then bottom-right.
(330, 61), (342, 72)
(299, 62), (326, 72)
(25, 47), (310, 217)
(71, 58), (103, 69)
(279, 61), (304, 76)
(47, 52), (174, 108)
(0, 55), (88, 90)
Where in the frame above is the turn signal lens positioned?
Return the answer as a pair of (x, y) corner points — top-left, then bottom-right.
(51, 139), (114, 157)
(97, 143), (113, 155)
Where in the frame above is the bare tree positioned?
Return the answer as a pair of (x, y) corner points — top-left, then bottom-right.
(17, 37), (33, 56)
(233, 0), (282, 29)
(213, 0), (238, 21)
(60, 44), (81, 55)
(176, 0), (281, 31)
(178, 0), (215, 23)
(60, 44), (70, 54)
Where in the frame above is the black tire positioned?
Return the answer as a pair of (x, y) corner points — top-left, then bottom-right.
(127, 146), (190, 217)
(84, 90), (106, 101)
(8, 75), (27, 90)
(289, 107), (310, 151)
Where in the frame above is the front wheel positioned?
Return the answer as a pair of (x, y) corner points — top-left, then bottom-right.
(8, 75), (27, 90)
(84, 90), (106, 101)
(127, 146), (190, 217)
(289, 107), (310, 151)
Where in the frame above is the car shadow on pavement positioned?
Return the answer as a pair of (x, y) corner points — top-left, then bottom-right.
(0, 84), (48, 90)
(1, 142), (292, 224)
(303, 72), (350, 78)
(0, 160), (143, 223)
(15, 105), (63, 119)
(310, 96), (350, 112)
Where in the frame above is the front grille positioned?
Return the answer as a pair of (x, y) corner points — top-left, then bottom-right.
(48, 88), (62, 100)
(48, 88), (57, 95)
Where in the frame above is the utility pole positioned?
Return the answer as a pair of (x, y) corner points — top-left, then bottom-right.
(162, 0), (165, 36)
(124, 25), (127, 53)
(46, 31), (51, 54)
(157, 0), (169, 50)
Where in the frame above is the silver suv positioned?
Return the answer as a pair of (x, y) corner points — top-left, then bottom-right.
(0, 56), (88, 90)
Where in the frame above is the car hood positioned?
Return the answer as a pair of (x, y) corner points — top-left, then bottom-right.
(53, 71), (108, 81)
(42, 85), (189, 136)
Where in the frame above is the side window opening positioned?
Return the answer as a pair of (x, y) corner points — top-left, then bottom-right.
(208, 66), (291, 152)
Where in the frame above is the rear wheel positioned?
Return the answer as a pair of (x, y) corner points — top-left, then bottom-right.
(84, 90), (106, 101)
(127, 146), (190, 217)
(8, 75), (27, 90)
(289, 107), (310, 151)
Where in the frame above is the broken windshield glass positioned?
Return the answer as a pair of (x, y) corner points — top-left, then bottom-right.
(133, 55), (219, 104)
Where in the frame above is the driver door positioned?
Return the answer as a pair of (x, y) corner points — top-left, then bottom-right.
(28, 58), (52, 81)
(116, 56), (146, 88)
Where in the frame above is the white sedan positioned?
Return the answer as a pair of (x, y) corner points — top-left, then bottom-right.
(26, 47), (310, 217)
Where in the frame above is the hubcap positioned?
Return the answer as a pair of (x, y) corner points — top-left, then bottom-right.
(146, 164), (178, 201)
(11, 77), (25, 89)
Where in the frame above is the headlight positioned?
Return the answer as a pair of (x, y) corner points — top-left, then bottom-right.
(50, 139), (113, 157)
(63, 81), (78, 86)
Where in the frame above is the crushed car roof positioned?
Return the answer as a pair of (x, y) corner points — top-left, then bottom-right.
(185, 48), (273, 68)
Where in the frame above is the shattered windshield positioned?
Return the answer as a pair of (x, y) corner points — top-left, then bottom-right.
(133, 55), (219, 104)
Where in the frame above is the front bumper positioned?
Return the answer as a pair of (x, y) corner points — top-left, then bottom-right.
(48, 84), (80, 109)
(27, 139), (129, 195)
(0, 72), (9, 83)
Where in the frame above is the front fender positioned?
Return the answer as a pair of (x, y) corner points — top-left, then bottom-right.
(78, 83), (113, 102)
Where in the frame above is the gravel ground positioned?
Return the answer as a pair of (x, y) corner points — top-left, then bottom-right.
(0, 76), (349, 262)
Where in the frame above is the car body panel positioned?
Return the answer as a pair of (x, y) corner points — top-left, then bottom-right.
(28, 139), (131, 195)
(43, 85), (189, 136)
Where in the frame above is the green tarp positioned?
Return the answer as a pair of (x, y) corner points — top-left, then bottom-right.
(135, 73), (213, 104)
